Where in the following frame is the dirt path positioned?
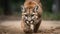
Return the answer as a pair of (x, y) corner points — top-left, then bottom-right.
(0, 20), (60, 34)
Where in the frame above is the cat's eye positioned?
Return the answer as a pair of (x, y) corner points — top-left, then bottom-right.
(25, 15), (28, 16)
(31, 14), (34, 17)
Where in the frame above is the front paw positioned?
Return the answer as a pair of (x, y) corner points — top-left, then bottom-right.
(24, 29), (33, 33)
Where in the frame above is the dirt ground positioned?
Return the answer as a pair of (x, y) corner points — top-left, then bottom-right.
(0, 20), (60, 34)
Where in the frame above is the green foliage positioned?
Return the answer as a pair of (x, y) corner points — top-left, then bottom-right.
(0, 8), (3, 15)
(42, 11), (60, 20)
(41, 0), (53, 12)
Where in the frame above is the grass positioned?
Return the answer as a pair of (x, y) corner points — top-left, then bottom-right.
(42, 12), (60, 20)
(0, 8), (4, 15)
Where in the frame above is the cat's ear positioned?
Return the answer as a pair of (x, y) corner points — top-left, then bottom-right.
(33, 6), (38, 12)
(21, 5), (25, 12)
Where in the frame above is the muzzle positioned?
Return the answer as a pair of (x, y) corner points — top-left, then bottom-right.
(25, 20), (34, 30)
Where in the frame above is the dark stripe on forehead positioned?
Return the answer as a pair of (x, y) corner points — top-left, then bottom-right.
(29, 8), (30, 14)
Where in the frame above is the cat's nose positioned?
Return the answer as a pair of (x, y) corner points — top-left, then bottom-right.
(28, 17), (31, 21)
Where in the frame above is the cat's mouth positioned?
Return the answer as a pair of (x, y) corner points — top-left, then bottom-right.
(25, 20), (34, 30)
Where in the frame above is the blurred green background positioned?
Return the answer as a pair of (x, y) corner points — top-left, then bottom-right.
(0, 0), (60, 20)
